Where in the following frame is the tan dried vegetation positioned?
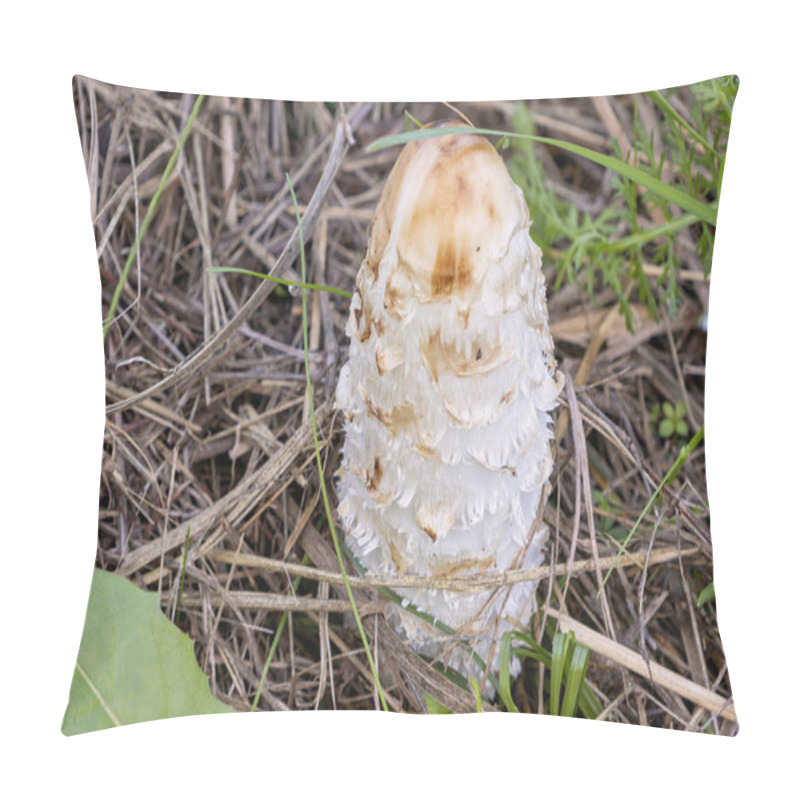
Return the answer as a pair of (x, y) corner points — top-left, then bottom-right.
(76, 76), (734, 730)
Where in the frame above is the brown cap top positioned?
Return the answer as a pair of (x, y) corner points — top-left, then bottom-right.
(366, 123), (529, 313)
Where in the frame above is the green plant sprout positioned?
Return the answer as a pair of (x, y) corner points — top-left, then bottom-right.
(498, 628), (599, 718)
(652, 400), (689, 440)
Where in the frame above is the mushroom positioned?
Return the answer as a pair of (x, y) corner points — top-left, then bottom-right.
(335, 122), (563, 691)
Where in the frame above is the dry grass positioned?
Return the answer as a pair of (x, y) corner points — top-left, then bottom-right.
(75, 76), (734, 731)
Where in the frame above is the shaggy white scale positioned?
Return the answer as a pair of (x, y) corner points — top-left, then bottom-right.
(336, 123), (563, 690)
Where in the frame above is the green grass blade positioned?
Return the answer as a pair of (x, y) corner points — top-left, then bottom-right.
(696, 580), (716, 608)
(176, 525), (191, 617)
(424, 694), (454, 714)
(103, 94), (205, 340)
(549, 631), (570, 716)
(470, 678), (484, 713)
(647, 90), (723, 161)
(498, 632), (519, 712)
(404, 110), (423, 130)
(286, 173), (388, 712)
(505, 628), (600, 718)
(604, 214), (699, 255)
(508, 629), (553, 664)
(601, 426), (705, 591)
(207, 266), (353, 298)
(251, 555), (307, 710)
(577, 682), (603, 720)
(542, 618), (601, 719)
(561, 642), (590, 718)
(368, 126), (717, 226)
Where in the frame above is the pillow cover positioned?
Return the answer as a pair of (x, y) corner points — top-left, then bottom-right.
(63, 75), (738, 733)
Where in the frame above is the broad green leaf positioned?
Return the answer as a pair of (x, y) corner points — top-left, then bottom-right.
(62, 568), (234, 735)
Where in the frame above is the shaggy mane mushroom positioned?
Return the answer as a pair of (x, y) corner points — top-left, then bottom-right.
(336, 122), (563, 690)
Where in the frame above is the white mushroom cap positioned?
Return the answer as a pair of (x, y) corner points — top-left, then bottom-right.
(336, 123), (563, 690)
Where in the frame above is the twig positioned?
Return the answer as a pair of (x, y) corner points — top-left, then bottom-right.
(547, 608), (736, 724)
(206, 545), (700, 591)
